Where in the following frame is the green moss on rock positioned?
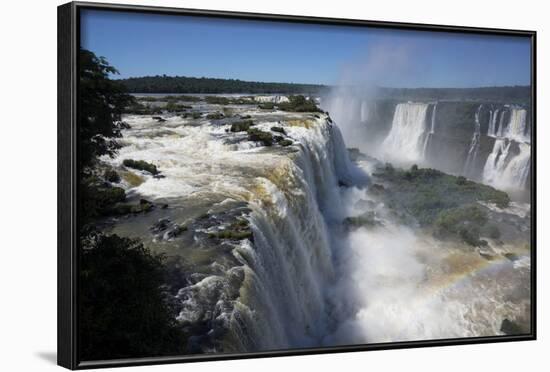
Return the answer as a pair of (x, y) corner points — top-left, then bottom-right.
(278, 95), (322, 112)
(343, 211), (382, 230)
(209, 219), (253, 241)
(258, 102), (275, 110)
(206, 112), (224, 120)
(104, 169), (121, 183)
(230, 120), (254, 132)
(271, 126), (287, 135)
(247, 128), (274, 146)
(123, 159), (159, 175)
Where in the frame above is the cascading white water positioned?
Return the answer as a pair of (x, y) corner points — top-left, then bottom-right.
(360, 100), (370, 122)
(483, 108), (530, 190)
(422, 103), (437, 158)
(483, 139), (512, 187)
(230, 120), (357, 349)
(382, 103), (430, 163)
(500, 143), (531, 189)
(506, 108), (529, 143)
(463, 105), (483, 177)
(487, 109), (498, 137)
(496, 109), (508, 137)
(221, 117), (360, 351)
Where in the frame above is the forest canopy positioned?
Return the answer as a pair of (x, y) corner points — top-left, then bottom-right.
(118, 75), (325, 94)
(118, 75), (530, 104)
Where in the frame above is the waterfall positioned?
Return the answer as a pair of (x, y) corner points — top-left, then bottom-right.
(422, 103), (437, 158)
(500, 143), (531, 189)
(463, 105), (483, 177)
(382, 103), (430, 163)
(487, 109), (499, 137)
(360, 100), (370, 122)
(114, 111), (361, 352)
(505, 108), (529, 143)
(496, 109), (508, 137)
(483, 139), (511, 189)
(223, 117), (357, 350)
(482, 107), (530, 190)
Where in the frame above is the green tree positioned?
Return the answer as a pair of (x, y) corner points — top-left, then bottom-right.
(77, 50), (187, 360)
(78, 48), (135, 173)
(79, 234), (186, 360)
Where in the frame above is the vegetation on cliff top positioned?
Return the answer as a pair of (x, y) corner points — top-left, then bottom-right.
(278, 95), (322, 112)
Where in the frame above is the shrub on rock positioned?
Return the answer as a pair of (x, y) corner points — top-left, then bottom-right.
(123, 159), (159, 175)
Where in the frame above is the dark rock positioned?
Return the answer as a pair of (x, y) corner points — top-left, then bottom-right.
(104, 169), (121, 183)
(247, 128), (273, 146)
(479, 252), (496, 261)
(123, 159), (159, 175)
(230, 120), (254, 132)
(152, 116), (166, 122)
(151, 218), (171, 233)
(500, 318), (526, 335)
(504, 253), (520, 262)
(164, 224), (188, 240)
(270, 126), (286, 135)
(338, 180), (351, 187)
(206, 112), (224, 120)
(258, 102), (275, 110)
(347, 148), (362, 162)
(110, 200), (154, 215)
(208, 218), (253, 241)
(343, 211), (383, 230)
(369, 183), (386, 194)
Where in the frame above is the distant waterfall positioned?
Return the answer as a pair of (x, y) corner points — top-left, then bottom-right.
(382, 103), (430, 163)
(496, 110), (508, 137)
(487, 109), (498, 137)
(506, 108), (529, 142)
(360, 101), (370, 122)
(482, 107), (530, 190)
(422, 103), (437, 158)
(500, 143), (531, 189)
(463, 105), (483, 177)
(483, 139), (512, 187)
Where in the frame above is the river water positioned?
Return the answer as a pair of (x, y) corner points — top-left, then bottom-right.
(99, 98), (531, 353)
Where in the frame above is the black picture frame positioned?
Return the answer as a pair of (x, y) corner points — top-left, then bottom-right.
(58, 1), (537, 369)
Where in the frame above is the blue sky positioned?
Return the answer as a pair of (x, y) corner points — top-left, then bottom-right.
(80, 9), (531, 88)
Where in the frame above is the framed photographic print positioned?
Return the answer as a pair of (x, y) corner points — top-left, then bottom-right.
(58, 1), (536, 369)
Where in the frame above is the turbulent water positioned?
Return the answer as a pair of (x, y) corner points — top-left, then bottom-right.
(104, 106), (359, 352)
(102, 95), (531, 354)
